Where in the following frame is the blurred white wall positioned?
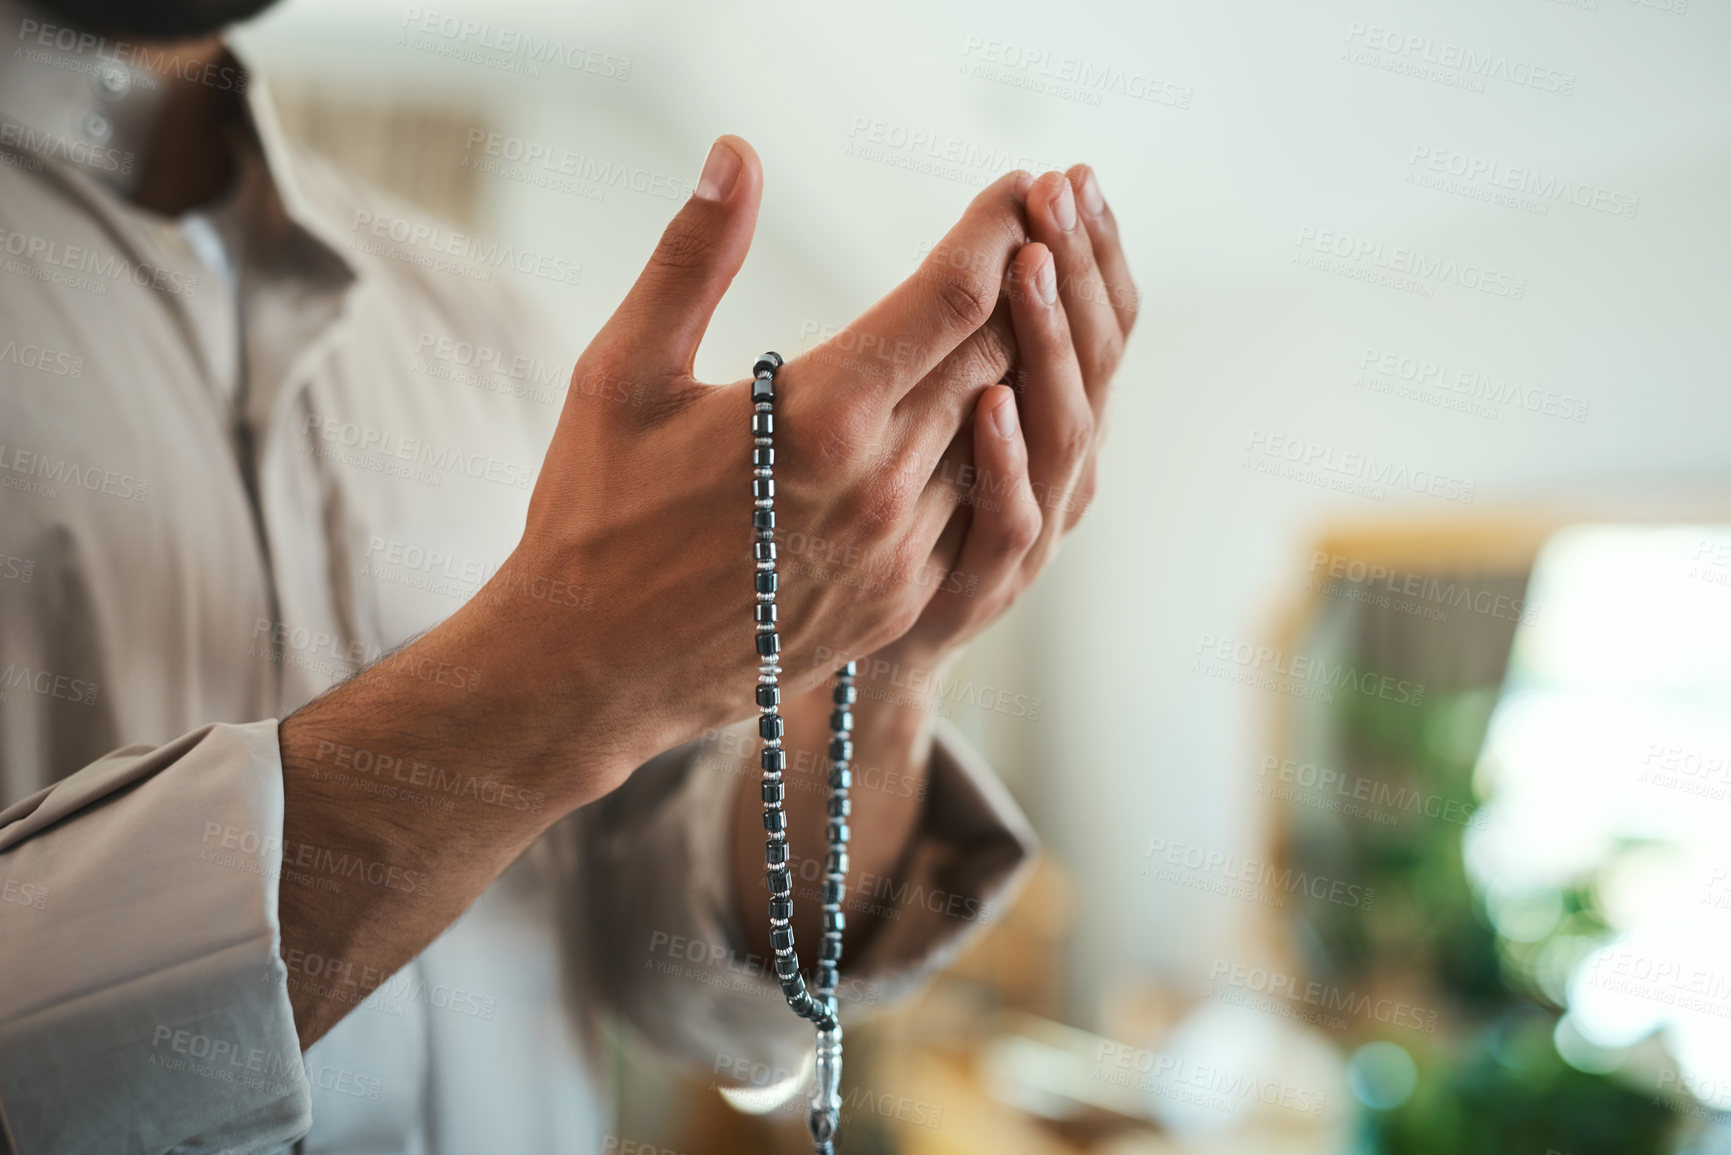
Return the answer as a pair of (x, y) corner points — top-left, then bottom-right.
(237, 0), (1731, 1027)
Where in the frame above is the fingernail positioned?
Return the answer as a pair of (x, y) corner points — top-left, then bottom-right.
(1051, 178), (1077, 231)
(1014, 170), (1034, 197)
(991, 390), (1018, 439)
(1034, 251), (1057, 305)
(695, 138), (741, 202)
(1079, 167), (1105, 216)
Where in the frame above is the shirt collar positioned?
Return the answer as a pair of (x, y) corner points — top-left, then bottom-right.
(0, 0), (355, 272)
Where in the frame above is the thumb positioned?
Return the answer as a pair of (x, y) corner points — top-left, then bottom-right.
(607, 135), (762, 379)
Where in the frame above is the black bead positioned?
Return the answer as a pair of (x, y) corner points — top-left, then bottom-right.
(752, 376), (774, 402)
(770, 897), (792, 920)
(829, 710), (853, 732)
(755, 570), (778, 594)
(758, 713), (783, 739)
(839, 661), (857, 677)
(828, 737), (853, 762)
(768, 868), (791, 896)
(828, 821), (850, 845)
(761, 778), (784, 803)
(753, 508), (775, 531)
(820, 933), (843, 961)
(827, 796), (851, 819)
(816, 962), (838, 991)
(763, 807), (786, 832)
(771, 926), (794, 952)
(828, 766), (851, 790)
(752, 477), (775, 500)
(753, 352), (782, 378)
(823, 878), (843, 904)
(755, 632), (781, 657)
(774, 953), (800, 980)
(833, 682), (858, 705)
(752, 446), (775, 468)
(765, 839), (788, 865)
(826, 850), (848, 874)
(761, 748), (786, 772)
(755, 603), (777, 625)
(754, 541), (777, 561)
(780, 974), (805, 999)
(824, 909), (846, 933)
(756, 683), (780, 709)
(752, 412), (774, 437)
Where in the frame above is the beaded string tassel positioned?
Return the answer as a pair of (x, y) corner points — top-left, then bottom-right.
(750, 351), (856, 1154)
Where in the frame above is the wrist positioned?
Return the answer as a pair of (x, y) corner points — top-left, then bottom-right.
(282, 579), (647, 830)
(851, 639), (963, 720)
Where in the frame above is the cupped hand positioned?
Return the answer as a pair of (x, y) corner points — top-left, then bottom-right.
(815, 166), (1137, 698)
(475, 137), (1038, 800)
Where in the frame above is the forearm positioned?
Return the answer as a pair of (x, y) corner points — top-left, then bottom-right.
(733, 649), (955, 964)
(275, 594), (616, 1048)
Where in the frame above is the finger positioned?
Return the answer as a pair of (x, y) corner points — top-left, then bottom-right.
(1067, 164), (1139, 340)
(916, 386), (1041, 637)
(1026, 171), (1123, 419)
(1005, 241), (1091, 565)
(827, 169), (1031, 414)
(1066, 452), (1098, 533)
(849, 427), (970, 626)
(891, 296), (1018, 466)
(907, 422), (974, 574)
(605, 135), (763, 379)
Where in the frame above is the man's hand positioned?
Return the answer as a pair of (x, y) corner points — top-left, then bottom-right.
(896, 165), (1137, 663)
(744, 166), (1136, 962)
(275, 137), (1042, 1047)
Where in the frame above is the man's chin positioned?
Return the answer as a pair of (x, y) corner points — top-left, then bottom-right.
(26, 0), (282, 40)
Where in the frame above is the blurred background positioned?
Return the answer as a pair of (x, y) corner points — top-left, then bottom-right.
(236, 0), (1731, 1150)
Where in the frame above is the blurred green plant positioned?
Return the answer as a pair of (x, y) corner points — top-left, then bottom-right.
(1283, 684), (1680, 1154)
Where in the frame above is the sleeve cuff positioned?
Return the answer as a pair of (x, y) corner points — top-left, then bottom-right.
(0, 722), (312, 1153)
(564, 717), (1038, 1108)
